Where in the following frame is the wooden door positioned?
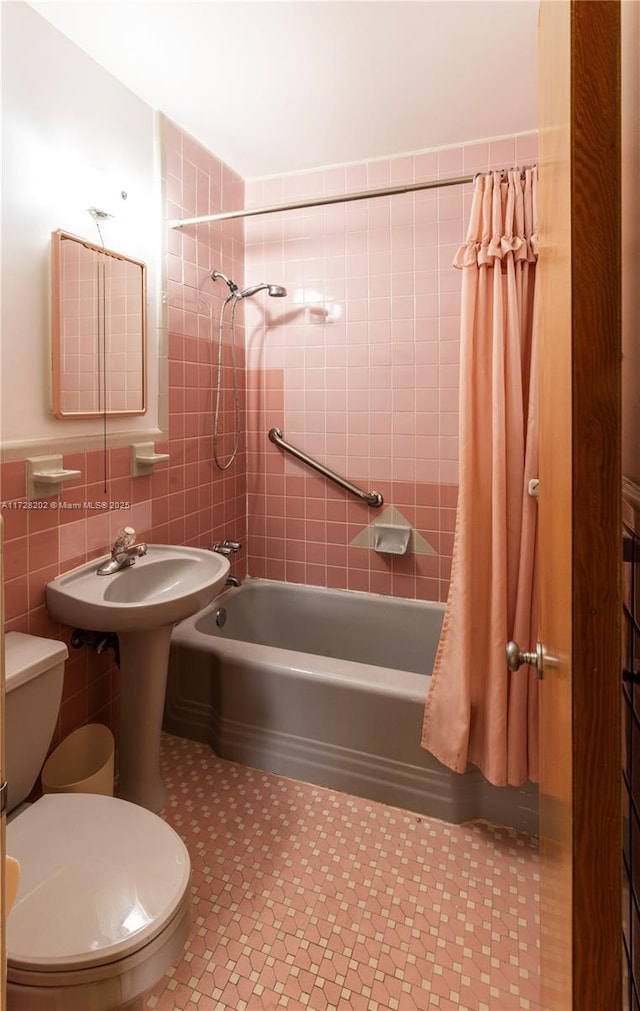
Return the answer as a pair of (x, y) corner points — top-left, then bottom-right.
(1, 518), (6, 1000)
(538, 2), (621, 1008)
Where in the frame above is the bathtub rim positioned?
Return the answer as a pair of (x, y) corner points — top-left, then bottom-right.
(171, 576), (443, 701)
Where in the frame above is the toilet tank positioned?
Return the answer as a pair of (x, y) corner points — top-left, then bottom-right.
(4, 632), (68, 812)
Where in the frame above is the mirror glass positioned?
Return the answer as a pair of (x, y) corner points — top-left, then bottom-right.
(51, 230), (147, 417)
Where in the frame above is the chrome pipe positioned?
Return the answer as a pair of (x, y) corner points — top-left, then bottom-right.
(170, 174), (475, 228)
(268, 427), (383, 508)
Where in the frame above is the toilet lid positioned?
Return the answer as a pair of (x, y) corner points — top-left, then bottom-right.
(4, 631), (68, 690)
(6, 793), (190, 971)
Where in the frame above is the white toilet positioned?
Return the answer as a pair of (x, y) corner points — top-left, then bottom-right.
(4, 631), (192, 1011)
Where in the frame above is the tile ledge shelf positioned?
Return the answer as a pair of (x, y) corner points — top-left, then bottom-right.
(131, 442), (171, 477)
(1, 428), (167, 464)
(26, 456), (81, 499)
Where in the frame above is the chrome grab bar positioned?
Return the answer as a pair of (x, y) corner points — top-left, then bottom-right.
(268, 427), (383, 508)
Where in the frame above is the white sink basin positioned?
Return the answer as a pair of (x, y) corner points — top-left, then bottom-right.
(45, 544), (231, 812)
(46, 545), (230, 632)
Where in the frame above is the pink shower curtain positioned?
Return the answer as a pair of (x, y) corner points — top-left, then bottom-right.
(421, 168), (539, 787)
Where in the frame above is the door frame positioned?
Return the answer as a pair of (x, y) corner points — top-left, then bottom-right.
(538, 2), (622, 1007)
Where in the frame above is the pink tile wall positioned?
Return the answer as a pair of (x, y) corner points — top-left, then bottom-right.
(1, 451), (156, 748)
(163, 118), (248, 560)
(244, 133), (537, 601)
(0, 117), (246, 756)
(1, 124), (536, 759)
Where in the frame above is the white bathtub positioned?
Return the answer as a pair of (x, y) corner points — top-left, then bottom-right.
(165, 578), (538, 831)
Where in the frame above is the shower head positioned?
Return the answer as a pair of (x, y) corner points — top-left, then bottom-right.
(210, 270), (239, 295)
(210, 270), (287, 300)
(238, 282), (288, 300)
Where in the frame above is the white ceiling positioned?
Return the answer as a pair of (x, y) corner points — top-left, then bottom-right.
(27, 0), (539, 180)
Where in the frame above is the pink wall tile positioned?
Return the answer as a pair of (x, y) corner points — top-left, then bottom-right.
(516, 132), (538, 165)
(3, 129), (535, 769)
(246, 135), (535, 600)
(437, 147), (464, 178)
(1, 119), (246, 765)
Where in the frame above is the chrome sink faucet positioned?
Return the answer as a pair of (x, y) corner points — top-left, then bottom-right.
(97, 526), (148, 575)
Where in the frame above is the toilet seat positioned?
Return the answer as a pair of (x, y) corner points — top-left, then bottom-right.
(6, 793), (191, 1008)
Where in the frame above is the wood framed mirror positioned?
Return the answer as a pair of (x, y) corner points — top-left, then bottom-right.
(51, 230), (147, 418)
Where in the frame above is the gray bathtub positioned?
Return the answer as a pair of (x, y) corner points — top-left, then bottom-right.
(165, 578), (538, 832)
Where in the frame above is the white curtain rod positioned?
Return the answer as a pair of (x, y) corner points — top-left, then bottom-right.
(169, 173), (475, 228)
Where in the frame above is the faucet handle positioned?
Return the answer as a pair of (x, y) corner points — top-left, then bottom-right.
(113, 526), (136, 552)
(211, 539), (242, 557)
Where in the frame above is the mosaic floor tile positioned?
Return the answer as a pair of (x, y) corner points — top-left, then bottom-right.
(144, 734), (540, 1010)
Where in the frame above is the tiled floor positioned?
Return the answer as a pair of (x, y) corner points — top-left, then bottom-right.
(145, 734), (540, 1011)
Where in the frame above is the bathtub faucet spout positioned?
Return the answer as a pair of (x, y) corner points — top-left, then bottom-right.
(211, 539), (242, 557)
(225, 576), (241, 587)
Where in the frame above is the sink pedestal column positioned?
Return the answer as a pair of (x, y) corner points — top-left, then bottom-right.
(117, 626), (172, 812)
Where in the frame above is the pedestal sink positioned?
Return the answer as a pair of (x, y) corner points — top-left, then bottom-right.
(45, 545), (229, 812)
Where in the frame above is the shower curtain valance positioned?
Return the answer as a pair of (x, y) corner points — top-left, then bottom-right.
(453, 170), (539, 268)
